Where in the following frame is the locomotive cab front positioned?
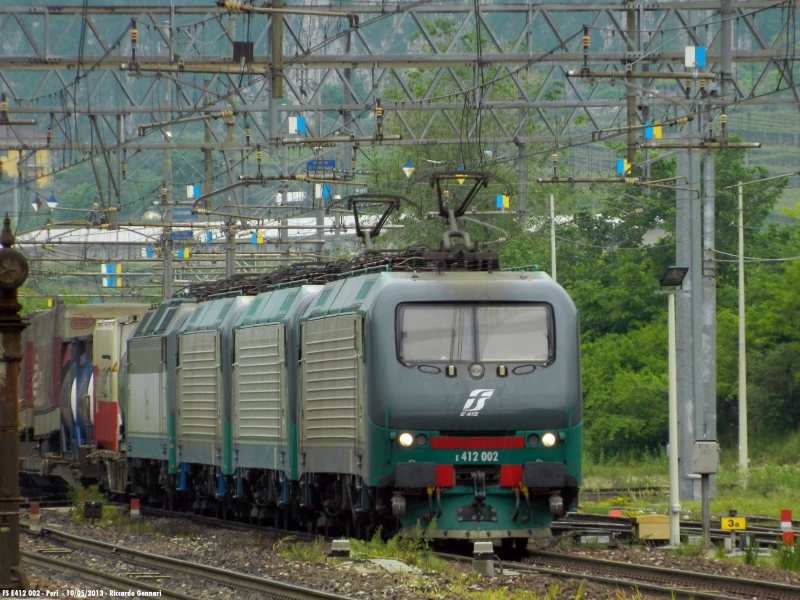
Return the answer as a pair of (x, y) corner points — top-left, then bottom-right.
(366, 270), (582, 540)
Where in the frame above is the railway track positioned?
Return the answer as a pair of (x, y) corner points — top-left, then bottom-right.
(21, 550), (201, 600)
(436, 548), (800, 600)
(23, 510), (799, 600)
(140, 505), (320, 541)
(523, 550), (800, 600)
(23, 525), (355, 600)
(553, 512), (796, 547)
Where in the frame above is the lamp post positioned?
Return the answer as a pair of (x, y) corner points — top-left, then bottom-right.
(0, 215), (30, 591)
(737, 181), (747, 474)
(658, 266), (689, 547)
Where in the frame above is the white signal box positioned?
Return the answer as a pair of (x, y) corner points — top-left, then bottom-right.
(693, 440), (720, 474)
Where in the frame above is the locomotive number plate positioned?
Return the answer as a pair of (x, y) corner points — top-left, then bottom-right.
(455, 451), (498, 462)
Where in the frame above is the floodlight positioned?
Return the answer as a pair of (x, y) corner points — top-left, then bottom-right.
(658, 266), (689, 287)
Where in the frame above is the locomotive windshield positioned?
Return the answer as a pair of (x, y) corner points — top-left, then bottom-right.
(397, 304), (551, 362)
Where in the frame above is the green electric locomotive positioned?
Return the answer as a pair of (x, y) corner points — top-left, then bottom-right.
(124, 172), (581, 545)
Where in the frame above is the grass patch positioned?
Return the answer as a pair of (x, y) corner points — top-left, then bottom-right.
(459, 584), (565, 599)
(670, 541), (707, 558)
(67, 483), (122, 525)
(67, 483), (109, 507)
(743, 537), (760, 566)
(583, 451), (668, 491)
(582, 445), (800, 522)
(350, 521), (445, 572)
(273, 536), (328, 563)
(777, 542), (800, 572)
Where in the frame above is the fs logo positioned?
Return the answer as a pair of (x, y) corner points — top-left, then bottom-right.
(460, 389), (494, 417)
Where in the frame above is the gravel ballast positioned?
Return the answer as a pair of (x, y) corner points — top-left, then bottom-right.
(20, 509), (800, 599)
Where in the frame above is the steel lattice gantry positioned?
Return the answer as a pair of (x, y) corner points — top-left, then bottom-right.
(0, 0), (796, 157)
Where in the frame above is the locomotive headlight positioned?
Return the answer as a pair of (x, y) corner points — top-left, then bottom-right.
(542, 432), (557, 447)
(398, 432), (414, 447)
(468, 363), (485, 379)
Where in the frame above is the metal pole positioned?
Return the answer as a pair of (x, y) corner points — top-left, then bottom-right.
(338, 29), (353, 254)
(518, 142), (526, 224)
(690, 139), (704, 503)
(280, 147), (288, 266)
(204, 79), (213, 211)
(701, 474), (710, 547)
(162, 235), (173, 299)
(702, 148), (717, 445)
(225, 225), (236, 278)
(268, 3), (280, 158)
(116, 114), (123, 205)
(518, 101), (527, 224)
(675, 147), (695, 501)
(668, 290), (680, 546)
(625, 0), (637, 166)
(0, 216), (29, 591)
(550, 194), (556, 282)
(720, 0), (733, 99)
(270, 0), (284, 100)
(738, 181), (747, 473)
(162, 20), (172, 206)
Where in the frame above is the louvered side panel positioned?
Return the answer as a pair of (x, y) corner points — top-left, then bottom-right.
(127, 338), (163, 440)
(301, 315), (362, 445)
(178, 331), (219, 442)
(233, 325), (283, 443)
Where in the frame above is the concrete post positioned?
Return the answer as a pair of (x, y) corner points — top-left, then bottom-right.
(0, 215), (30, 591)
(675, 148), (695, 501)
(702, 148), (717, 448)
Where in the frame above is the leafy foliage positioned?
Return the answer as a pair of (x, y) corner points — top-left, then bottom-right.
(581, 323), (668, 455)
(777, 541), (800, 572)
(350, 522), (444, 572)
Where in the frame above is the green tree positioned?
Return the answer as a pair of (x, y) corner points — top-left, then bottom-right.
(581, 321), (668, 456)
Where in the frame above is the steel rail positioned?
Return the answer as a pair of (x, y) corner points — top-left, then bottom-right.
(20, 550), (202, 600)
(436, 550), (738, 600)
(139, 506), (320, 540)
(438, 548), (800, 600)
(527, 550), (800, 600)
(29, 525), (348, 600)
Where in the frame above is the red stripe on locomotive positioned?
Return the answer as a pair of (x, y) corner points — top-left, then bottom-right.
(430, 436), (525, 450)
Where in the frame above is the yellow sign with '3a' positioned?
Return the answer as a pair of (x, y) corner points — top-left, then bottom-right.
(721, 517), (746, 530)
